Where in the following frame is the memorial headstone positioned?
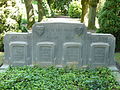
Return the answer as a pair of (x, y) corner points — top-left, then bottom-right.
(3, 19), (116, 67)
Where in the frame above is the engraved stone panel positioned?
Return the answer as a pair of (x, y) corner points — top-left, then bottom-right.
(9, 42), (28, 66)
(63, 42), (82, 66)
(94, 47), (105, 63)
(35, 42), (55, 65)
(12, 46), (24, 62)
(90, 43), (109, 66)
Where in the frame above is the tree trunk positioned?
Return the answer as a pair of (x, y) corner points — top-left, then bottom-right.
(81, 0), (89, 23)
(88, 0), (99, 30)
(37, 0), (44, 22)
(24, 0), (35, 29)
(47, 0), (54, 16)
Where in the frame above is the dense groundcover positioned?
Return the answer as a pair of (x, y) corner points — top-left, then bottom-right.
(0, 66), (120, 90)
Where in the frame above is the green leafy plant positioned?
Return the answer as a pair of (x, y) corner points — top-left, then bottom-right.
(0, 52), (4, 66)
(68, 1), (82, 18)
(97, 0), (120, 51)
(32, 0), (38, 5)
(0, 0), (29, 51)
(42, 0), (51, 17)
(52, 0), (72, 16)
(0, 66), (119, 89)
(0, 0), (22, 51)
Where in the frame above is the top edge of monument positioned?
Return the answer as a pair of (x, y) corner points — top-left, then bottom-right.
(38, 18), (82, 24)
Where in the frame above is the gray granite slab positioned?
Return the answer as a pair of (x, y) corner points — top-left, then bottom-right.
(3, 19), (116, 67)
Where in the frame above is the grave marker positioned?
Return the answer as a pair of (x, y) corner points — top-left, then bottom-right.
(3, 19), (116, 67)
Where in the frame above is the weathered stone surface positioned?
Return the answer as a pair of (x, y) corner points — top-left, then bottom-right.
(3, 19), (116, 67)
(4, 33), (32, 66)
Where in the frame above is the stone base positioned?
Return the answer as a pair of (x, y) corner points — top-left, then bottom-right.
(109, 66), (119, 71)
(0, 64), (9, 73)
(0, 64), (9, 70)
(109, 66), (120, 84)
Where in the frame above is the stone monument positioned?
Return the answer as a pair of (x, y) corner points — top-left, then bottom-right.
(3, 19), (116, 67)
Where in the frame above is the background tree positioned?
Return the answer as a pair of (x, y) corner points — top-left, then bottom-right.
(88, 0), (99, 30)
(37, 0), (51, 21)
(98, 0), (120, 51)
(81, 0), (89, 23)
(37, 0), (44, 21)
(24, 0), (35, 29)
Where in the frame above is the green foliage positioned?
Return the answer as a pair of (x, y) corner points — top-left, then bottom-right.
(0, 1), (18, 33)
(0, 34), (4, 52)
(97, 0), (120, 51)
(42, 0), (51, 17)
(68, 1), (82, 18)
(52, 0), (72, 16)
(97, 0), (106, 14)
(33, 0), (51, 17)
(0, 0), (24, 51)
(34, 0), (51, 17)
(32, 0), (38, 5)
(0, 66), (119, 89)
(19, 18), (28, 32)
(0, 52), (4, 66)
(11, 15), (28, 32)
(115, 53), (120, 64)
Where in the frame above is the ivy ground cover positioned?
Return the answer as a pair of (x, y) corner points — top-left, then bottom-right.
(0, 66), (120, 90)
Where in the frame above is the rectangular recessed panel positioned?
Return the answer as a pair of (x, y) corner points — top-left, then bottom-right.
(63, 43), (82, 65)
(94, 47), (105, 63)
(9, 42), (28, 66)
(39, 46), (53, 61)
(12, 46), (25, 62)
(10, 45), (27, 66)
(65, 46), (80, 61)
(36, 42), (55, 65)
(90, 43), (109, 65)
